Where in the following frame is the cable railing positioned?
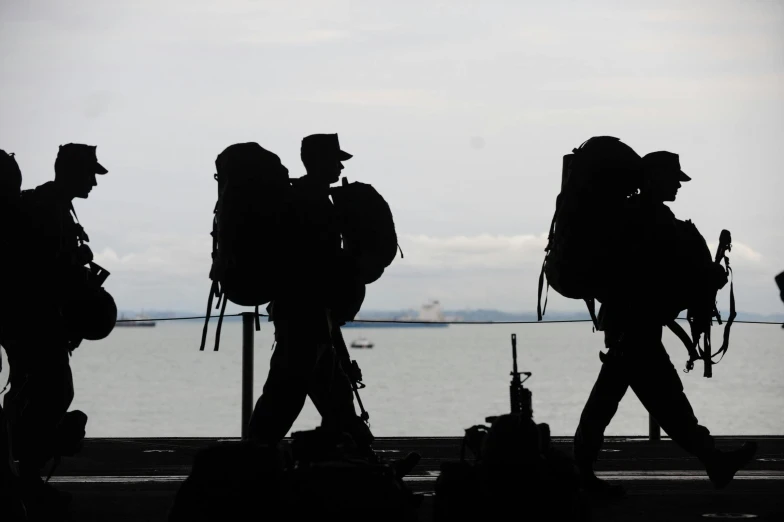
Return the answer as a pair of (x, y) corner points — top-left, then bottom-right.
(112, 312), (783, 440)
(115, 314), (784, 325)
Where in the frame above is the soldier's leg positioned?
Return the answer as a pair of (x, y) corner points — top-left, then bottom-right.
(5, 347), (74, 474)
(626, 327), (716, 461)
(573, 352), (630, 474)
(307, 343), (373, 449)
(626, 325), (757, 489)
(248, 319), (321, 445)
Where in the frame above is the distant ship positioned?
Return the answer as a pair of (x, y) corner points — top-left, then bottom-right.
(116, 313), (157, 327)
(342, 300), (452, 328)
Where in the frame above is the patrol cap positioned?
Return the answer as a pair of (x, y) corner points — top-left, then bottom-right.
(56, 143), (108, 175)
(642, 151), (690, 182)
(301, 133), (352, 162)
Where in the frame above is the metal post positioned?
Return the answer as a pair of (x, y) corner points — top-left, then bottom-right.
(241, 312), (255, 440)
(649, 414), (661, 441)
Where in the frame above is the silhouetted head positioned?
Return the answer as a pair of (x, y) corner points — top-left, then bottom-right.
(54, 143), (107, 199)
(1, 149), (22, 202)
(300, 133), (352, 186)
(641, 151), (690, 203)
(776, 271), (784, 305)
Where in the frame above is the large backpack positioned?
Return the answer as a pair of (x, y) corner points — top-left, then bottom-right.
(329, 178), (402, 285)
(537, 136), (642, 324)
(200, 143), (292, 351)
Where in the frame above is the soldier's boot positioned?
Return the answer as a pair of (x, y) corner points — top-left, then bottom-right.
(705, 441), (758, 489)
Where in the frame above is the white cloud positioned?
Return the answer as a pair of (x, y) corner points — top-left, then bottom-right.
(87, 231), (781, 315)
(397, 233), (548, 270)
(706, 241), (764, 265)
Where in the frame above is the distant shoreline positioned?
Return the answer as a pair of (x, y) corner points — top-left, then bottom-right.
(118, 309), (784, 324)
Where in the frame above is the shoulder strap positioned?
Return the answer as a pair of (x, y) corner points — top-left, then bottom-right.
(585, 298), (598, 330)
(667, 320), (700, 373)
(536, 205), (559, 322)
(68, 203), (89, 245)
(712, 258), (736, 365)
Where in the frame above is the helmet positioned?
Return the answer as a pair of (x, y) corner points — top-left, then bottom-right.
(66, 288), (118, 341)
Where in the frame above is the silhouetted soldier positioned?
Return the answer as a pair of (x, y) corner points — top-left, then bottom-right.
(777, 272), (784, 308)
(0, 149), (29, 520)
(0, 150), (23, 351)
(248, 133), (374, 457)
(3, 143), (106, 511)
(574, 151), (757, 497)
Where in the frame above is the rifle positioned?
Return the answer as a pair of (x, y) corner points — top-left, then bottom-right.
(683, 229), (734, 378)
(329, 318), (370, 424)
(486, 333), (532, 423)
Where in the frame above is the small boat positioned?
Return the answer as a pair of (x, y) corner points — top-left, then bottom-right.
(350, 337), (374, 349)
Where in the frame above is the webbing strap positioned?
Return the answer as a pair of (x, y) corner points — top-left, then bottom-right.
(537, 206), (558, 322)
(713, 264), (735, 365)
(213, 298), (227, 352)
(199, 280), (217, 351)
(537, 256), (549, 321)
(667, 320), (700, 372)
(585, 298), (598, 330)
(702, 319), (713, 378)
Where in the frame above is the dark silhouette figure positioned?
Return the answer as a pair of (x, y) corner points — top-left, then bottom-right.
(435, 416), (588, 521)
(573, 149), (757, 498)
(1, 149), (29, 520)
(777, 272), (784, 310)
(248, 134), (375, 457)
(2, 144), (112, 516)
(169, 427), (422, 521)
(777, 272), (784, 330)
(168, 440), (287, 521)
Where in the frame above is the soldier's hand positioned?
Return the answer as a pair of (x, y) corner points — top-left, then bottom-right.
(349, 360), (363, 383)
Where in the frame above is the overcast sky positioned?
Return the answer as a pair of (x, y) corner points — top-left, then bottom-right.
(2, 0), (783, 315)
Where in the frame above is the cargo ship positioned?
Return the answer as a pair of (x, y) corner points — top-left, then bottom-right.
(342, 300), (452, 328)
(116, 313), (157, 327)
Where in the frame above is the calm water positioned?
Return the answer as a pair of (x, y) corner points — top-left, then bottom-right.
(1, 321), (782, 438)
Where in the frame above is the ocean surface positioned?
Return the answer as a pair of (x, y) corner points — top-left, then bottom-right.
(1, 320), (782, 438)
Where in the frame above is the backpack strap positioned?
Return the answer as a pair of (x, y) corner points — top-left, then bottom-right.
(68, 203), (89, 244)
(199, 280), (218, 351)
(200, 212), (222, 351)
(584, 298), (598, 330)
(536, 205), (559, 322)
(213, 296), (227, 352)
(699, 230), (735, 377)
(666, 320), (700, 373)
(711, 255), (736, 366)
(536, 258), (549, 322)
